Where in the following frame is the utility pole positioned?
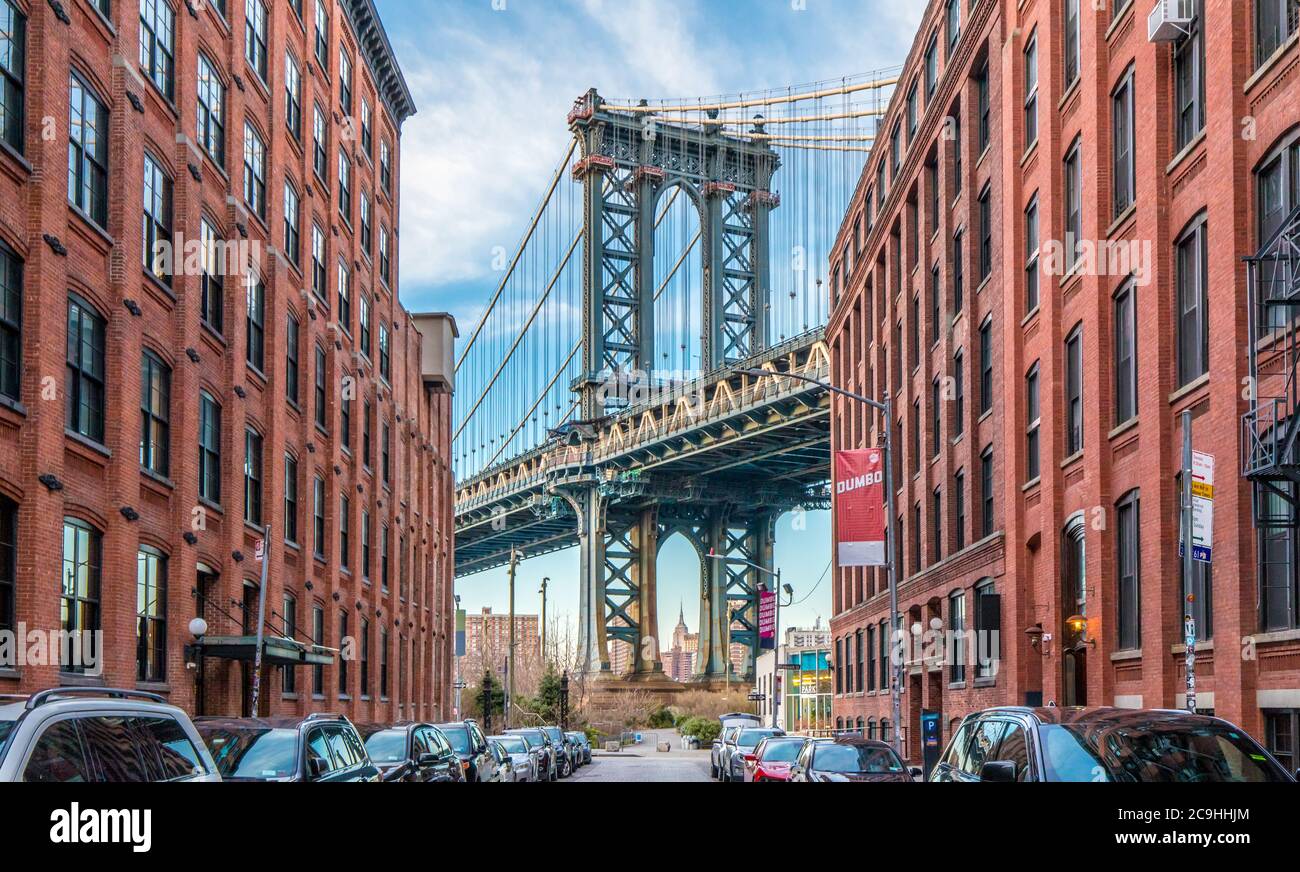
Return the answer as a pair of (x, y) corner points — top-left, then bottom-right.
(507, 546), (519, 729)
(771, 568), (782, 730)
(539, 576), (549, 665)
(1181, 409), (1197, 713)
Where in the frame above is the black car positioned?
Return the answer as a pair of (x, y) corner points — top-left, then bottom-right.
(434, 719), (496, 782)
(195, 714), (381, 782)
(542, 725), (574, 777)
(357, 722), (465, 783)
(790, 737), (912, 782)
(929, 706), (1297, 783)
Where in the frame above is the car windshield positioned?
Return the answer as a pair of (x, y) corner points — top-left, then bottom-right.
(496, 736), (528, 753)
(363, 730), (408, 764)
(738, 729), (782, 749)
(0, 721), (13, 758)
(441, 726), (471, 753)
(200, 727), (298, 780)
(759, 739), (805, 762)
(544, 728), (564, 743)
(813, 743), (904, 773)
(1039, 722), (1289, 783)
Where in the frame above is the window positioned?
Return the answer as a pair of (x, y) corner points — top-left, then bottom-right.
(136, 546), (167, 682)
(379, 225), (391, 285)
(140, 350), (170, 477)
(359, 618), (370, 697)
(284, 181), (300, 266)
(924, 32), (938, 99)
(285, 52), (302, 141)
(933, 487), (943, 562)
(282, 593), (298, 693)
(311, 224), (327, 301)
(1266, 710), (1298, 773)
(286, 314), (301, 404)
(243, 428), (263, 526)
(359, 294), (371, 357)
(337, 611), (349, 694)
(0, 0), (25, 154)
(951, 112), (962, 196)
(954, 349), (965, 436)
(913, 502), (922, 572)
(1064, 518), (1087, 634)
(890, 123), (901, 176)
(834, 638), (843, 694)
(139, 0), (174, 100)
(1023, 34), (1038, 149)
(1064, 0), (1079, 87)
(380, 139), (392, 193)
(339, 48), (352, 115)
(315, 0), (330, 70)
(1256, 0), (1296, 68)
(196, 54), (225, 168)
(360, 192), (372, 254)
(906, 82), (917, 140)
(1025, 364), (1040, 482)
(1025, 195), (1040, 312)
(929, 263), (940, 343)
(1116, 490), (1140, 650)
(362, 400), (373, 467)
(142, 155), (172, 285)
(1176, 215), (1209, 387)
(312, 605), (325, 695)
(909, 292), (920, 371)
(0, 496), (14, 634)
(200, 219), (223, 332)
(1260, 484), (1300, 629)
(949, 589), (966, 683)
(1064, 139), (1082, 272)
(284, 453), (298, 544)
(946, 0), (961, 52)
(62, 519), (101, 672)
(337, 262), (351, 330)
(865, 625), (876, 692)
(382, 421), (391, 484)
(977, 186), (991, 280)
(340, 392), (351, 450)
(245, 0), (267, 82)
(245, 272), (264, 371)
(361, 510), (371, 580)
(974, 579), (998, 678)
(378, 323), (391, 381)
(1256, 132), (1300, 328)
(313, 103), (328, 182)
(854, 630), (863, 691)
(314, 344), (327, 430)
(66, 295), (106, 444)
(339, 495), (350, 569)
(878, 619), (888, 689)
(953, 229), (965, 312)
(955, 469), (966, 550)
(1113, 68), (1135, 216)
(0, 242), (16, 402)
(976, 59), (989, 153)
(927, 161), (939, 234)
(1065, 327), (1083, 456)
(979, 316), (992, 415)
(980, 446), (994, 538)
(379, 628), (388, 698)
(68, 72), (109, 227)
(1113, 279), (1137, 425)
(361, 99), (373, 155)
(198, 391), (221, 503)
(911, 399), (921, 476)
(381, 524), (390, 591)
(338, 152), (352, 221)
(313, 475), (326, 558)
(243, 123), (266, 220)
(931, 376), (942, 458)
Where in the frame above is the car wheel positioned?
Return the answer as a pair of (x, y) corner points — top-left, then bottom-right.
(710, 764), (718, 779)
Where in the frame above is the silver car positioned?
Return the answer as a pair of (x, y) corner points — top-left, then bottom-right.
(0, 688), (220, 782)
(711, 725), (741, 779)
(490, 734), (538, 782)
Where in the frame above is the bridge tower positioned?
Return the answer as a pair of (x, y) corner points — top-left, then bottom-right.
(564, 90), (783, 687)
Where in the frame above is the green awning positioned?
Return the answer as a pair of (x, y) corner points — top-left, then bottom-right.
(195, 635), (334, 667)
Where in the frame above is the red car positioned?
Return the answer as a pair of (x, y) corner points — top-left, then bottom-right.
(744, 736), (808, 782)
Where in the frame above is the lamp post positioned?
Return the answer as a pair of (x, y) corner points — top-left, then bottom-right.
(741, 368), (903, 758)
(454, 594), (463, 718)
(706, 554), (793, 729)
(539, 576), (550, 665)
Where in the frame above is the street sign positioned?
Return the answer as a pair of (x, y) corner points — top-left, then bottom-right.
(1178, 451), (1213, 564)
(747, 692), (766, 702)
(254, 538), (265, 562)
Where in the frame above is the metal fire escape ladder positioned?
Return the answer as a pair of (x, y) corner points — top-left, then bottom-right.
(1243, 202), (1300, 526)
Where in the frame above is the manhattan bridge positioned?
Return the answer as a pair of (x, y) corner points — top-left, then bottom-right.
(452, 72), (898, 690)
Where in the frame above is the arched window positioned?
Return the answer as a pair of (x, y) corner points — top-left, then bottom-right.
(1063, 516), (1086, 640)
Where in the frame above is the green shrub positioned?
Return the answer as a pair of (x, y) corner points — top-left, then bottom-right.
(693, 720), (721, 744)
(647, 707), (675, 728)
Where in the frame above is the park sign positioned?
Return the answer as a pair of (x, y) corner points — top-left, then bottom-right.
(834, 449), (886, 567)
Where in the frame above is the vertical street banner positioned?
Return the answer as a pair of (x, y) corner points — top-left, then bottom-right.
(759, 590), (776, 649)
(835, 448), (887, 566)
(455, 609), (466, 657)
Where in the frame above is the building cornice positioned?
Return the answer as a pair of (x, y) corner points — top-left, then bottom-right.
(343, 0), (418, 127)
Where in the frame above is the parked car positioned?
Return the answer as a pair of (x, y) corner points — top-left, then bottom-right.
(930, 706), (1297, 783)
(542, 725), (575, 776)
(487, 739), (516, 781)
(722, 727), (786, 782)
(790, 737), (911, 782)
(491, 734), (540, 782)
(357, 722), (464, 783)
(506, 727), (557, 781)
(196, 713), (380, 782)
(711, 725), (741, 779)
(0, 688), (219, 783)
(719, 712), (763, 730)
(567, 730), (592, 765)
(434, 719), (496, 782)
(744, 735), (808, 782)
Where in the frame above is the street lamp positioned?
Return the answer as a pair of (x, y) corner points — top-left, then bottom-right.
(740, 367), (903, 758)
(706, 553), (793, 730)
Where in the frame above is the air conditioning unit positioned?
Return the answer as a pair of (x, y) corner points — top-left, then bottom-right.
(1148, 0), (1194, 42)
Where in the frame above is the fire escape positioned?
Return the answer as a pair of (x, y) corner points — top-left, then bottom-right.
(1243, 203), (1300, 527)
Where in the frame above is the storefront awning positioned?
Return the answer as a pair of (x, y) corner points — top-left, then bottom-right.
(193, 635), (334, 667)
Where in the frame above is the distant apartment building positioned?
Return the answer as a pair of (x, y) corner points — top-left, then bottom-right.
(462, 607), (540, 683)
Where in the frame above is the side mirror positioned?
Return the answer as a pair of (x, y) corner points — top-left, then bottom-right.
(979, 760), (1017, 783)
(417, 752), (438, 767)
(307, 756), (329, 780)
(908, 766), (924, 781)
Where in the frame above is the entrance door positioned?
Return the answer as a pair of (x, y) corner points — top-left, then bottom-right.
(1063, 648), (1088, 707)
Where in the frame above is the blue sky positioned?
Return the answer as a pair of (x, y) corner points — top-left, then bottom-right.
(380, 0), (923, 646)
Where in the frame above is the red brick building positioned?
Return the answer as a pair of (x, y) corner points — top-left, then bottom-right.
(828, 0), (1300, 769)
(0, 0), (458, 723)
